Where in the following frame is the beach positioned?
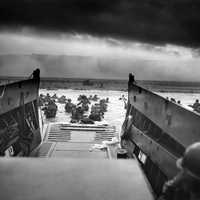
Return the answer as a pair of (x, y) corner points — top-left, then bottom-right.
(40, 88), (200, 137)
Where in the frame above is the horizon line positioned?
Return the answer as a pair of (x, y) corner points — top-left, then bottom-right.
(1, 75), (200, 84)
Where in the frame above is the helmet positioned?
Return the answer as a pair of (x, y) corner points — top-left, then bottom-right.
(176, 142), (200, 180)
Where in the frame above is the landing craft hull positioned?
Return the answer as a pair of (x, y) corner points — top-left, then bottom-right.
(0, 69), (41, 156)
(0, 71), (155, 199)
(121, 74), (200, 196)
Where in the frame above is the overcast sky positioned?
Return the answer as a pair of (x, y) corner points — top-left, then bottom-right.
(0, 0), (200, 80)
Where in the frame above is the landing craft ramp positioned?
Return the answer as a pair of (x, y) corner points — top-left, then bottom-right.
(0, 70), (154, 199)
(35, 123), (117, 158)
(24, 123), (154, 200)
(0, 158), (154, 200)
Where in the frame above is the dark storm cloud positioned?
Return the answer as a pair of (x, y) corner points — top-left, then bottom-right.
(0, 0), (200, 47)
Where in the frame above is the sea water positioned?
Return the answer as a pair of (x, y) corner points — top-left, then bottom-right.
(40, 89), (200, 135)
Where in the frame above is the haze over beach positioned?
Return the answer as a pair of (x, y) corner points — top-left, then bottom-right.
(0, 0), (200, 81)
(0, 32), (199, 81)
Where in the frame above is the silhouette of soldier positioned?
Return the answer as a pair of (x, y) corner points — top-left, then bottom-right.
(159, 142), (200, 200)
(192, 99), (200, 111)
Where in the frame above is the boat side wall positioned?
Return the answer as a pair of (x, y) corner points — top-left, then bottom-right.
(121, 74), (200, 196)
(128, 83), (200, 147)
(0, 78), (39, 115)
(0, 74), (41, 156)
(128, 125), (178, 177)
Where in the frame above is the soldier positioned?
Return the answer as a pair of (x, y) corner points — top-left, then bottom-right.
(65, 99), (74, 113)
(99, 99), (107, 112)
(39, 94), (45, 106)
(159, 142), (200, 200)
(71, 106), (77, 120)
(77, 95), (90, 105)
(71, 106), (84, 121)
(92, 95), (99, 101)
(44, 93), (51, 103)
(58, 95), (67, 104)
(52, 93), (58, 100)
(88, 95), (93, 101)
(44, 100), (58, 118)
(192, 99), (200, 112)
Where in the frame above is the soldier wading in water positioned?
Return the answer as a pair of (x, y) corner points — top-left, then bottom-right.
(159, 142), (200, 200)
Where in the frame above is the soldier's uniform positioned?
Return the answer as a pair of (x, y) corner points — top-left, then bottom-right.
(159, 143), (200, 200)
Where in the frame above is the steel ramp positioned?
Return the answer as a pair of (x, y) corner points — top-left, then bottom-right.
(36, 123), (117, 158)
(0, 158), (154, 200)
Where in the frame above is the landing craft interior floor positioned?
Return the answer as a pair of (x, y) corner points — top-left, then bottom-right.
(0, 159), (154, 200)
(35, 123), (117, 158)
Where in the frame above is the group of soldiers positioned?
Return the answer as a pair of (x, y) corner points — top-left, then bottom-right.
(39, 93), (58, 118)
(189, 99), (200, 113)
(39, 93), (69, 106)
(65, 95), (109, 123)
(64, 95), (88, 123)
(89, 98), (108, 121)
(39, 93), (109, 123)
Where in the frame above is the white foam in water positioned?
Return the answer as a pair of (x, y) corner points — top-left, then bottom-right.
(40, 89), (127, 135)
(40, 89), (200, 136)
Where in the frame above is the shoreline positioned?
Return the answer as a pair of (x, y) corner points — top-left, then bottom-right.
(2, 76), (200, 93)
(42, 86), (200, 93)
